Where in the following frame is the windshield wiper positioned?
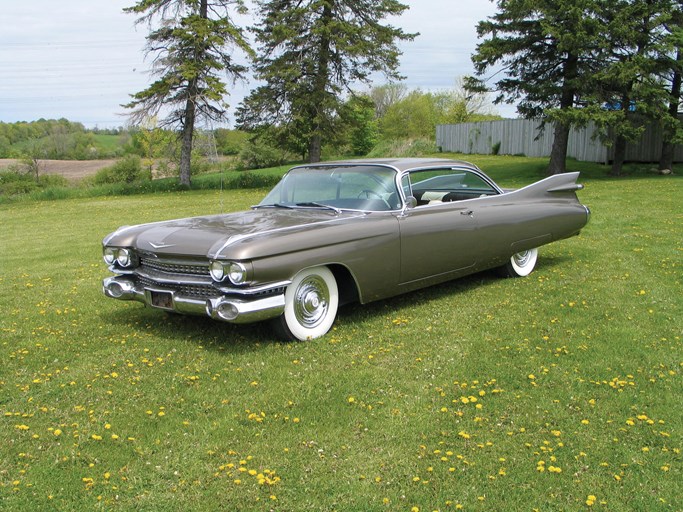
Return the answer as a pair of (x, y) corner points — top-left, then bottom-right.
(253, 202), (342, 214)
(252, 203), (298, 209)
(294, 202), (342, 214)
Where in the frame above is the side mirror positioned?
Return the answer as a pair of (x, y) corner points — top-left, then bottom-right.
(404, 196), (418, 209)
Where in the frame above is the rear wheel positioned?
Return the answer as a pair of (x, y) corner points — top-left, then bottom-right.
(497, 248), (538, 277)
(274, 266), (339, 341)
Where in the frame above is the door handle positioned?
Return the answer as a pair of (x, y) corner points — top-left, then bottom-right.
(460, 210), (474, 216)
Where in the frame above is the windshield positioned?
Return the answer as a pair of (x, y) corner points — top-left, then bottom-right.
(258, 165), (401, 212)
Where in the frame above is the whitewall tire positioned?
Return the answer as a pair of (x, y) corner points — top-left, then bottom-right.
(499, 248), (538, 277)
(277, 266), (339, 341)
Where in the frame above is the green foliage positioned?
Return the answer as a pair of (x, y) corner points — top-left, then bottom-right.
(472, 0), (681, 174)
(214, 128), (249, 155)
(379, 91), (439, 140)
(237, 0), (416, 161)
(129, 126), (177, 159)
(86, 155), (150, 185)
(239, 134), (292, 170)
(377, 88), (500, 142)
(0, 167), (69, 198)
(227, 171), (282, 189)
(0, 120), (130, 159)
(342, 95), (379, 156)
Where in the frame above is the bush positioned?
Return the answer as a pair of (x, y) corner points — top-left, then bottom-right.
(239, 139), (289, 170)
(228, 172), (282, 189)
(0, 168), (69, 198)
(88, 155), (150, 185)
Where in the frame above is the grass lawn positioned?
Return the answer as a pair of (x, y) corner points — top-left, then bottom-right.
(0, 161), (681, 511)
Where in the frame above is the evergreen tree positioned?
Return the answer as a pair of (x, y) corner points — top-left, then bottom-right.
(237, 0), (416, 163)
(124, 0), (252, 186)
(471, 0), (603, 174)
(658, 6), (682, 171)
(590, 0), (674, 175)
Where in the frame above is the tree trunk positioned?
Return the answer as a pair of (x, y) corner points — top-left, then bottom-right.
(308, 134), (322, 163)
(307, 2), (332, 163)
(610, 134), (626, 176)
(178, 0), (207, 187)
(179, 98), (196, 187)
(548, 121), (570, 175)
(659, 48), (682, 171)
(547, 53), (577, 175)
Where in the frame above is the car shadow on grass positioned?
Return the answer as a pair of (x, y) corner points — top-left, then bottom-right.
(336, 252), (572, 326)
(102, 252), (571, 349)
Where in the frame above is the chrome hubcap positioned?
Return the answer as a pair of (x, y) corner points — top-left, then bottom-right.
(513, 250), (532, 267)
(294, 276), (329, 328)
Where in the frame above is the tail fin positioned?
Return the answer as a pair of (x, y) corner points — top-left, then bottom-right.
(507, 172), (583, 200)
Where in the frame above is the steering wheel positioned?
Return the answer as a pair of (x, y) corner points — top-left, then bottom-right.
(357, 189), (391, 210)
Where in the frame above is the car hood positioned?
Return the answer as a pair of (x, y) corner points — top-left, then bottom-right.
(104, 208), (370, 259)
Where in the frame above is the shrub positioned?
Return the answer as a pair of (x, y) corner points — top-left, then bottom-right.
(0, 168), (69, 197)
(239, 139), (289, 170)
(89, 155), (150, 185)
(228, 172), (281, 189)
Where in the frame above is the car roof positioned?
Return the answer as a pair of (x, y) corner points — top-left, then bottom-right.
(292, 158), (480, 173)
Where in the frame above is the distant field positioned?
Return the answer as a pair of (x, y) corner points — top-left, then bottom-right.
(0, 167), (680, 510)
(0, 159), (116, 181)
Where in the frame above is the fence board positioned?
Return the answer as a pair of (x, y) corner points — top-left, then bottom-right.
(437, 119), (682, 164)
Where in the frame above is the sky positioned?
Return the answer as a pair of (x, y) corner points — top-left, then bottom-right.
(0, 0), (514, 129)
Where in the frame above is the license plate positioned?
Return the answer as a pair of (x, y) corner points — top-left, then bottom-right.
(150, 290), (174, 310)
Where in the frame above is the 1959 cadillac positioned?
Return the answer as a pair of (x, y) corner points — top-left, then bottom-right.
(102, 158), (590, 340)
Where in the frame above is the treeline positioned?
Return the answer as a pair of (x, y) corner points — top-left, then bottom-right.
(0, 119), (117, 160)
(2, 85), (499, 166)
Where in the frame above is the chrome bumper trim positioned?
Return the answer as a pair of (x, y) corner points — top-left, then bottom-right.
(103, 276), (286, 324)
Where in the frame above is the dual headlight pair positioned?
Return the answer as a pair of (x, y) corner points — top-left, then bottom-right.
(103, 247), (138, 269)
(209, 260), (248, 285)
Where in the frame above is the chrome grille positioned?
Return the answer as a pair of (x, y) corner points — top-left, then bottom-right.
(140, 257), (209, 276)
(138, 276), (217, 299)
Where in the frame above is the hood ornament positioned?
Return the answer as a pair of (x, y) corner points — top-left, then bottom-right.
(149, 241), (176, 249)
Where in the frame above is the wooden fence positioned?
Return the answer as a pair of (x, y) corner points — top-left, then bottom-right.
(436, 119), (683, 164)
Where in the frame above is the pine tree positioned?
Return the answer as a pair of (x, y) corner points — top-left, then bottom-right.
(124, 0), (252, 186)
(237, 0), (415, 162)
(471, 0), (603, 174)
(590, 0), (675, 175)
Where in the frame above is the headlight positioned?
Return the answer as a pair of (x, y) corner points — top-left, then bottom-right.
(227, 262), (247, 285)
(116, 248), (134, 267)
(209, 260), (226, 281)
(103, 247), (117, 265)
(209, 260), (249, 285)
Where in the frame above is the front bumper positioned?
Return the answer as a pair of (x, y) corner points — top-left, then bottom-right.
(103, 276), (286, 324)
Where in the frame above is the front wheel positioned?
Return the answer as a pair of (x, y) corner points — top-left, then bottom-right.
(274, 266), (339, 341)
(497, 248), (538, 277)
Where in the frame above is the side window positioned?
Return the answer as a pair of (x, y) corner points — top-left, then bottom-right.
(460, 172), (496, 192)
(409, 168), (497, 206)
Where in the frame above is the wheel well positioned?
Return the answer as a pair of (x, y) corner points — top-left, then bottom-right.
(328, 264), (360, 306)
